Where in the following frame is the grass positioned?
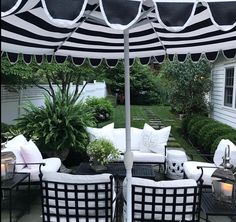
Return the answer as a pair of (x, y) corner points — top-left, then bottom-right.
(100, 104), (206, 162)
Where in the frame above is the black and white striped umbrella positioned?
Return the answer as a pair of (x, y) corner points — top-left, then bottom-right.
(1, 1), (236, 221)
(1, 0), (236, 66)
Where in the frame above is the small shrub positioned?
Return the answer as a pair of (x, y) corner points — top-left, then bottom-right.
(181, 116), (191, 136)
(186, 115), (204, 135)
(202, 126), (234, 153)
(197, 122), (220, 153)
(183, 115), (236, 155)
(85, 97), (114, 123)
(87, 139), (120, 165)
(188, 118), (212, 146)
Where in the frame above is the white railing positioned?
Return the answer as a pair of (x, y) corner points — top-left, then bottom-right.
(1, 81), (107, 124)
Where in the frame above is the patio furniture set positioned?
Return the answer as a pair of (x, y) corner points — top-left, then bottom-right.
(1, 123), (236, 222)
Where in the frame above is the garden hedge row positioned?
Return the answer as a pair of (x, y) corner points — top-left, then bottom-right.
(182, 115), (236, 154)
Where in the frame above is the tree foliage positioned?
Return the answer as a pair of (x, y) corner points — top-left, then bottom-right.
(160, 58), (212, 115)
(1, 56), (107, 103)
(1, 56), (39, 91)
(104, 59), (161, 104)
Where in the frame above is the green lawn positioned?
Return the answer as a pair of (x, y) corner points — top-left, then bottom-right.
(100, 104), (206, 162)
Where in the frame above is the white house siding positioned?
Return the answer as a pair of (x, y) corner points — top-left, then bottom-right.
(1, 81), (107, 125)
(210, 55), (236, 129)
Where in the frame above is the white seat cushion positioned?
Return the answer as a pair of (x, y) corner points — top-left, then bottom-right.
(117, 151), (165, 163)
(183, 161), (217, 185)
(213, 139), (236, 167)
(20, 157), (61, 181)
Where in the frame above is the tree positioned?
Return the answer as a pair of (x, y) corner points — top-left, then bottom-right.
(1, 56), (39, 92)
(1, 56), (107, 103)
(104, 59), (161, 105)
(160, 58), (212, 115)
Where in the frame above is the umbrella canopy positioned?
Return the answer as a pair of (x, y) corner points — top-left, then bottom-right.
(1, 0), (236, 65)
(1, 1), (236, 221)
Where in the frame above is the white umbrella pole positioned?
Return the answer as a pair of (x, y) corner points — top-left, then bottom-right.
(123, 28), (133, 222)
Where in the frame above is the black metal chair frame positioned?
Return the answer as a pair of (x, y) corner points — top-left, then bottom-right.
(39, 164), (115, 222)
(131, 180), (203, 222)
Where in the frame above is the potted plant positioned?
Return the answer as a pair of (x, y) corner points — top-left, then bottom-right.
(87, 138), (120, 172)
(15, 92), (95, 162)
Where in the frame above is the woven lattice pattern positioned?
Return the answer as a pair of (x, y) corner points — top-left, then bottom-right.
(132, 184), (201, 222)
(40, 176), (114, 222)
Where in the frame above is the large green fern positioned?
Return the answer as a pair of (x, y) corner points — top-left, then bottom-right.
(16, 91), (95, 152)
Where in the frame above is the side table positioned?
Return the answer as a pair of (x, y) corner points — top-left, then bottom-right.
(166, 149), (187, 179)
(1, 172), (31, 222)
(201, 192), (236, 222)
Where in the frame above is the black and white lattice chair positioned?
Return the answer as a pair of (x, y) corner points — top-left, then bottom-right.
(39, 170), (116, 222)
(123, 177), (202, 222)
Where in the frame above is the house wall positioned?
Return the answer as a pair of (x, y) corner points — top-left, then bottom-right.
(1, 81), (107, 125)
(210, 55), (236, 129)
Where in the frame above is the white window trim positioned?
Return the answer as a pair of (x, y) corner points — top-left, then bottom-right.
(223, 64), (236, 110)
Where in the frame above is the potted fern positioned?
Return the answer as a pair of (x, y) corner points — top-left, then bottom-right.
(87, 138), (120, 172)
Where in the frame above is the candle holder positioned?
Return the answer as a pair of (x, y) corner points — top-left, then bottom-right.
(211, 145), (236, 207)
(1, 151), (16, 181)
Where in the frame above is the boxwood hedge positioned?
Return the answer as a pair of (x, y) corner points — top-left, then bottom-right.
(182, 116), (236, 154)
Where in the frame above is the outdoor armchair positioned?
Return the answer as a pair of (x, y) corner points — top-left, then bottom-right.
(39, 169), (116, 222)
(123, 177), (202, 222)
(183, 139), (236, 186)
(1, 134), (61, 182)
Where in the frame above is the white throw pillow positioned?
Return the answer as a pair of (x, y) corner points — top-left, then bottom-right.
(5, 134), (28, 171)
(21, 140), (43, 169)
(86, 127), (102, 141)
(130, 127), (143, 150)
(214, 139), (236, 167)
(101, 123), (114, 142)
(86, 123), (114, 142)
(140, 123), (171, 153)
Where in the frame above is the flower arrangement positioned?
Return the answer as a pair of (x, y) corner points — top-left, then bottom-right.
(87, 138), (120, 165)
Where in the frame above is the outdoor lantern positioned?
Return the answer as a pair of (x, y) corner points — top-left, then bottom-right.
(211, 145), (236, 206)
(1, 151), (16, 181)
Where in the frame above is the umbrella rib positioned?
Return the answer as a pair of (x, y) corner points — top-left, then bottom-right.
(53, 4), (100, 55)
(146, 16), (166, 52)
(132, 6), (166, 53)
(135, 6), (156, 26)
(85, 15), (109, 26)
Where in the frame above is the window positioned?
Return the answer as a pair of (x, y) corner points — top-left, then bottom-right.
(224, 67), (235, 108)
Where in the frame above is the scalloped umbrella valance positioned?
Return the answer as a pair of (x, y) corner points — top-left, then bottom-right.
(1, 1), (236, 221)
